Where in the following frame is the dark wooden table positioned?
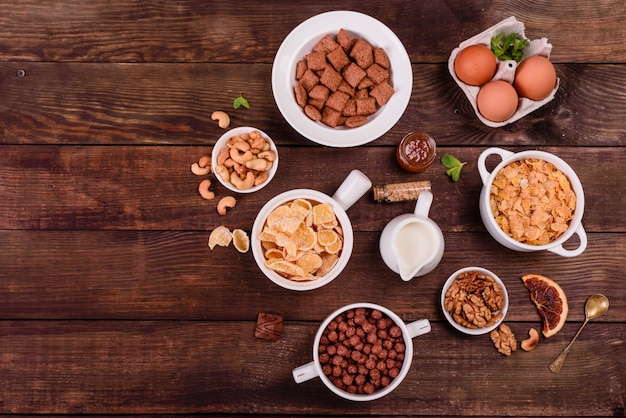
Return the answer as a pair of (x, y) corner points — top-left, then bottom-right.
(1, 1), (624, 416)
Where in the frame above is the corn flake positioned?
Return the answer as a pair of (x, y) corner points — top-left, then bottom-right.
(258, 199), (343, 281)
(232, 229), (250, 253)
(208, 226), (233, 249)
(490, 158), (576, 245)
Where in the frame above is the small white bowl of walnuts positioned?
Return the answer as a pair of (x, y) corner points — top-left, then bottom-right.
(440, 267), (509, 335)
(211, 127), (279, 193)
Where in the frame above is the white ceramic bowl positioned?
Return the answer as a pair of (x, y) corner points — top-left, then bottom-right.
(292, 302), (431, 401)
(440, 267), (509, 335)
(211, 126), (279, 193)
(251, 189), (354, 291)
(271, 10), (412, 147)
(478, 147), (587, 257)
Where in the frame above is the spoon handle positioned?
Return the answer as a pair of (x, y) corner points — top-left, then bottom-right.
(549, 318), (589, 373)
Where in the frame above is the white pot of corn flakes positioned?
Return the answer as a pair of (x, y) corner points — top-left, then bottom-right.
(251, 170), (371, 290)
(478, 147), (587, 257)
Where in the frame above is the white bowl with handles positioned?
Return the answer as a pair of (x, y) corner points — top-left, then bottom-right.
(292, 302), (431, 401)
(478, 147), (586, 257)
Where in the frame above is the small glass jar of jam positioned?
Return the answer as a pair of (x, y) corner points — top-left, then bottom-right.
(396, 132), (437, 173)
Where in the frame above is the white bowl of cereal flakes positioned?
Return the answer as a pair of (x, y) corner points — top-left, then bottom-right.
(478, 147), (587, 257)
(271, 10), (412, 147)
(251, 170), (371, 291)
(441, 267), (509, 336)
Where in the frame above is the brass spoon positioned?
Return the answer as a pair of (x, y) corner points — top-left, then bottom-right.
(549, 294), (609, 373)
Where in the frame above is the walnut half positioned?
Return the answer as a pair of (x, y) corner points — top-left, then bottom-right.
(490, 324), (518, 356)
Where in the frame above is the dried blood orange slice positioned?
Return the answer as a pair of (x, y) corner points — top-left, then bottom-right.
(521, 274), (568, 338)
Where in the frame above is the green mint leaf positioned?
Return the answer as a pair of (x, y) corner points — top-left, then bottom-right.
(441, 154), (462, 169)
(490, 33), (528, 62)
(233, 95), (250, 109)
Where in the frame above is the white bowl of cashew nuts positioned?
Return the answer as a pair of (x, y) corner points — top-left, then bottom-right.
(211, 126), (279, 194)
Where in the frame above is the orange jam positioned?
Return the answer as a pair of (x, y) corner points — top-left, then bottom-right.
(396, 132), (437, 173)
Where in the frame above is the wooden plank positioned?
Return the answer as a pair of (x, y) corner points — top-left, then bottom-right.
(1, 63), (625, 146)
(0, 145), (623, 231)
(0, 1), (624, 63)
(0, 320), (622, 415)
(0, 230), (623, 321)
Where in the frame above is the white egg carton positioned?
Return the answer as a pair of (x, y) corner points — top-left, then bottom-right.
(448, 16), (559, 127)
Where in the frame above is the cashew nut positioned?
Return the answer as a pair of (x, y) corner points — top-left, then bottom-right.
(198, 154), (211, 169)
(246, 158), (271, 172)
(257, 150), (276, 162)
(217, 196), (236, 215)
(216, 146), (230, 166)
(229, 171), (255, 190)
(214, 164), (230, 183)
(248, 136), (266, 151)
(254, 171), (269, 186)
(211, 111), (230, 129)
(198, 179), (215, 200)
(191, 162), (211, 176)
(229, 147), (253, 165)
(521, 328), (539, 351)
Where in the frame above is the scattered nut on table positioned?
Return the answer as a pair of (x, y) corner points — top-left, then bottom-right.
(211, 110), (230, 129)
(521, 328), (539, 351)
(490, 324), (517, 356)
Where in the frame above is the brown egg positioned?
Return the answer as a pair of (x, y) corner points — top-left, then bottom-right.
(454, 44), (497, 86)
(477, 80), (519, 122)
(514, 55), (557, 101)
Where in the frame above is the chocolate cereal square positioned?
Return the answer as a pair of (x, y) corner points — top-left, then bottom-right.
(345, 115), (368, 128)
(306, 50), (327, 71)
(313, 34), (340, 53)
(349, 38), (374, 69)
(304, 104), (322, 121)
(308, 84), (330, 101)
(370, 79), (395, 106)
(325, 91), (350, 112)
(342, 98), (357, 117)
(357, 77), (374, 90)
(374, 47), (390, 69)
(366, 63), (390, 85)
(356, 97), (377, 116)
(308, 97), (326, 110)
(326, 46), (351, 72)
(299, 69), (320, 92)
(321, 107), (343, 127)
(342, 62), (367, 88)
(337, 28), (351, 51)
(355, 88), (370, 99)
(337, 80), (356, 97)
(295, 59), (308, 80)
(319, 66), (343, 92)
(294, 82), (307, 108)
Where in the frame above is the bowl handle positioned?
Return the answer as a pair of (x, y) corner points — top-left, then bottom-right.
(477, 147), (514, 185)
(331, 169), (372, 211)
(547, 224), (588, 258)
(292, 361), (319, 383)
(405, 318), (431, 339)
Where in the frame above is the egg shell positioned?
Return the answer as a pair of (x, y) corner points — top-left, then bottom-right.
(454, 44), (497, 86)
(514, 55), (557, 101)
(477, 80), (519, 122)
(448, 16), (560, 127)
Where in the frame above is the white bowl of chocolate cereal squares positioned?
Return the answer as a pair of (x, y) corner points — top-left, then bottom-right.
(271, 11), (412, 147)
(441, 267), (509, 335)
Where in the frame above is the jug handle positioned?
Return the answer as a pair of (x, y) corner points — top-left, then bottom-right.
(477, 147), (514, 185)
(414, 190), (433, 217)
(547, 224), (588, 258)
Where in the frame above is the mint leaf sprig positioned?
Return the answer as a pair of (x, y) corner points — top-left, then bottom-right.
(233, 95), (250, 109)
(490, 33), (529, 62)
(441, 154), (467, 182)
